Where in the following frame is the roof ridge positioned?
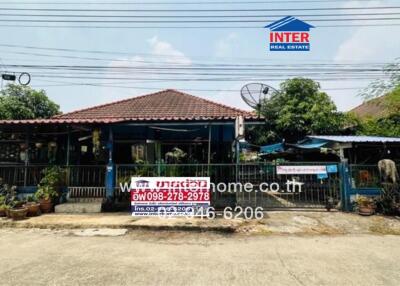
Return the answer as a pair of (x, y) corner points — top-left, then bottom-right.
(55, 89), (254, 119)
(54, 89), (168, 118)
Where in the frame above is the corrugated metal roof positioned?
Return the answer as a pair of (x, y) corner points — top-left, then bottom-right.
(308, 135), (400, 143)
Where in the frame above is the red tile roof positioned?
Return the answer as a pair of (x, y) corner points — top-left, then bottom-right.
(0, 89), (259, 125)
(54, 89), (258, 121)
(349, 95), (388, 119)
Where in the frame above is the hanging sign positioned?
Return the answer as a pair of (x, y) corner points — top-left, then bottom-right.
(276, 165), (327, 175)
(130, 177), (210, 216)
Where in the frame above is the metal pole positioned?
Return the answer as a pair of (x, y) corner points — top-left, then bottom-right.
(66, 130), (71, 166)
(207, 125), (212, 165)
(23, 130), (29, 187)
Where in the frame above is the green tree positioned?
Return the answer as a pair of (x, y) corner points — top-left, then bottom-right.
(250, 78), (345, 144)
(357, 114), (400, 137)
(0, 84), (60, 120)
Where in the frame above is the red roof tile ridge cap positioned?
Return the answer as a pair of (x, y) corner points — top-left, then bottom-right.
(53, 89), (170, 119)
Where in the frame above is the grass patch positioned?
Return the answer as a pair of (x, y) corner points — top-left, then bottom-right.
(369, 224), (400, 235)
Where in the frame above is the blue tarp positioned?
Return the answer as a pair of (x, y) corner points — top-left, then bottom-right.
(290, 139), (328, 149)
(260, 143), (284, 154)
(260, 139), (328, 154)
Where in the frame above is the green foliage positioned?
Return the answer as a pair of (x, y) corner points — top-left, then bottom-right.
(356, 87), (400, 137)
(385, 85), (400, 115)
(34, 166), (65, 201)
(0, 183), (19, 208)
(359, 59), (400, 99)
(26, 194), (37, 203)
(0, 84), (60, 120)
(357, 114), (400, 137)
(35, 186), (58, 201)
(253, 78), (346, 143)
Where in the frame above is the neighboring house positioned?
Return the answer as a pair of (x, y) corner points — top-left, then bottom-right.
(260, 135), (400, 164)
(350, 96), (388, 119)
(0, 89), (262, 196)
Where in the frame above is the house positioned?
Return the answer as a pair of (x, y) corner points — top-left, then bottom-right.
(0, 89), (262, 199)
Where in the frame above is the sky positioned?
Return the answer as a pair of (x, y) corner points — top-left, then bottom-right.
(0, 0), (399, 113)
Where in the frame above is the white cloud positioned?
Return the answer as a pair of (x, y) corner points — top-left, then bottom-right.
(334, 27), (400, 63)
(326, 0), (399, 111)
(148, 36), (191, 65)
(95, 37), (192, 105)
(215, 32), (239, 57)
(334, 0), (399, 62)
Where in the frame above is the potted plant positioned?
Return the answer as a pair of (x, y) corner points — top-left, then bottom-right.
(6, 197), (28, 220)
(0, 183), (18, 218)
(34, 166), (65, 213)
(9, 205), (28, 220)
(35, 186), (58, 213)
(355, 195), (376, 216)
(23, 195), (41, 216)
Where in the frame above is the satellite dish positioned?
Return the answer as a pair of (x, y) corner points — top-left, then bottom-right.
(240, 82), (278, 110)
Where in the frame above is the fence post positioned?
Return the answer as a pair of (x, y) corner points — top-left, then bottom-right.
(105, 128), (115, 199)
(339, 161), (351, 211)
(105, 164), (115, 199)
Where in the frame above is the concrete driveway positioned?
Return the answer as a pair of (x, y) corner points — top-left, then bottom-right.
(0, 228), (399, 286)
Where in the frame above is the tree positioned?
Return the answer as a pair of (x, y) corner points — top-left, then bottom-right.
(0, 84), (60, 120)
(357, 114), (400, 137)
(250, 78), (345, 144)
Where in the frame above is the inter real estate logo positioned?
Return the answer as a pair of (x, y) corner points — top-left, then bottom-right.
(265, 16), (315, 51)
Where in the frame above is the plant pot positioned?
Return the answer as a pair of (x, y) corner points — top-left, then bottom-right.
(23, 202), (41, 216)
(39, 199), (53, 213)
(9, 207), (28, 220)
(358, 205), (375, 216)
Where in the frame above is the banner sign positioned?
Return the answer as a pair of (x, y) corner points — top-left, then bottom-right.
(276, 165), (327, 175)
(130, 177), (210, 216)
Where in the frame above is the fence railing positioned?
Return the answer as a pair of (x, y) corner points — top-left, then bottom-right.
(66, 165), (106, 187)
(349, 164), (400, 189)
(0, 165), (106, 188)
(115, 163), (342, 208)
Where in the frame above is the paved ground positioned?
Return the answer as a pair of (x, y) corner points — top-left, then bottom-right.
(0, 228), (399, 286)
(2, 211), (400, 235)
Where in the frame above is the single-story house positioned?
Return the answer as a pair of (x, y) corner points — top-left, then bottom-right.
(0, 89), (263, 199)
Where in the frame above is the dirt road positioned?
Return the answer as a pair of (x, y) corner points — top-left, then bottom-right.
(0, 228), (399, 286)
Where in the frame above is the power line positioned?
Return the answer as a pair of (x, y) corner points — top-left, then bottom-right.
(0, 17), (399, 23)
(0, 44), (393, 65)
(0, 6), (398, 12)
(0, 0), (368, 5)
(4, 63), (393, 71)
(2, 12), (400, 18)
(1, 23), (400, 29)
(31, 79), (366, 91)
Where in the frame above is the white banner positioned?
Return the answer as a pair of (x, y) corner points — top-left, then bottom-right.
(276, 165), (327, 175)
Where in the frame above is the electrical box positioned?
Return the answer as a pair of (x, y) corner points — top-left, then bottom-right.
(235, 116), (244, 139)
